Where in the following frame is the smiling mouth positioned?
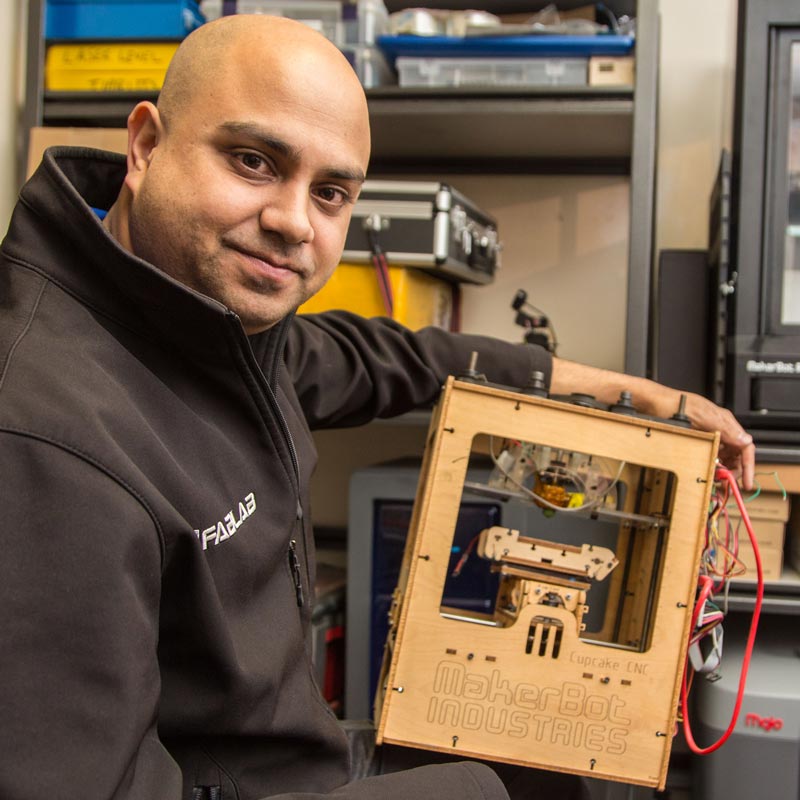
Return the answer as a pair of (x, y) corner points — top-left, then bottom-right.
(232, 246), (302, 278)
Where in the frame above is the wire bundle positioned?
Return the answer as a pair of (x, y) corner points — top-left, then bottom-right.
(703, 480), (748, 588)
(680, 465), (766, 754)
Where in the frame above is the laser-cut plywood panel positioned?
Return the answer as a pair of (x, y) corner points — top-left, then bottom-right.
(376, 378), (718, 789)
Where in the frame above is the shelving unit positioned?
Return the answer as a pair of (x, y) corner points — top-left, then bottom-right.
(364, 86), (635, 170)
(21, 0), (658, 376)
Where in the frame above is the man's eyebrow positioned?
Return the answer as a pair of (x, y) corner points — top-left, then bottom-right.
(218, 121), (366, 184)
(219, 121), (298, 158)
(325, 167), (366, 184)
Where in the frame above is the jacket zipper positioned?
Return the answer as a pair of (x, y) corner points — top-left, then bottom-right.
(192, 787), (221, 800)
(287, 539), (304, 607)
(226, 315), (307, 609)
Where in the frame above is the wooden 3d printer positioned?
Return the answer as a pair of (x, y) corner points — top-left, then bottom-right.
(375, 371), (719, 790)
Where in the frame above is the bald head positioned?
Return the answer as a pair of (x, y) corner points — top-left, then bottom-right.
(157, 15), (369, 149)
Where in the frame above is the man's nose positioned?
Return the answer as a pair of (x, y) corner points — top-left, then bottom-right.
(259, 183), (314, 245)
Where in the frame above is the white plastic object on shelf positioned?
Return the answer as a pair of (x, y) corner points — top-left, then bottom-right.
(396, 56), (588, 89)
(200, 0), (345, 46)
(341, 43), (395, 88)
(343, 0), (389, 46)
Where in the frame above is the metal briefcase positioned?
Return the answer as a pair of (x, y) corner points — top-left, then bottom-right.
(342, 180), (500, 284)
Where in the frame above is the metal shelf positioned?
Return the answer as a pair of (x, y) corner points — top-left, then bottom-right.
(366, 87), (633, 171)
(40, 87), (634, 173)
(42, 91), (156, 128)
(724, 569), (800, 614)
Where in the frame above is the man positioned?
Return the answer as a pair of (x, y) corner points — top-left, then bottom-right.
(0, 14), (753, 800)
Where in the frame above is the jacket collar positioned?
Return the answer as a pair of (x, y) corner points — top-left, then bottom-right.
(2, 146), (291, 364)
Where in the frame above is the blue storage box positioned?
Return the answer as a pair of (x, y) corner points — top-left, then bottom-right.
(377, 33), (635, 66)
(46, 0), (206, 40)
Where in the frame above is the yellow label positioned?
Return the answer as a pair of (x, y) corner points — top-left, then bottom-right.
(46, 42), (179, 69)
(45, 43), (179, 91)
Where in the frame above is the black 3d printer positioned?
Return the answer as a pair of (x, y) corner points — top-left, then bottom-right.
(713, 0), (800, 458)
(699, 6), (800, 800)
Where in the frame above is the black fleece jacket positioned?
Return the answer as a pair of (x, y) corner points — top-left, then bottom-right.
(0, 148), (552, 800)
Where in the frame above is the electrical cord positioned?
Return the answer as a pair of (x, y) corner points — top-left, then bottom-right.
(365, 226), (394, 317)
(595, 3), (619, 33)
(680, 464), (764, 755)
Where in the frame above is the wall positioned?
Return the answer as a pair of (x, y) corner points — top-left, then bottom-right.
(456, 174), (630, 372)
(1, 1), (22, 235)
(656, 0), (738, 252)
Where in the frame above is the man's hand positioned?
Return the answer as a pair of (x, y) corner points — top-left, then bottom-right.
(681, 392), (755, 490)
(549, 358), (755, 490)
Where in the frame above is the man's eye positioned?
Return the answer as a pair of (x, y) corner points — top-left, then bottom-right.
(235, 152), (270, 173)
(316, 186), (349, 207)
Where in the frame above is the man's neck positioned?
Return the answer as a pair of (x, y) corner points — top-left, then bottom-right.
(102, 189), (134, 254)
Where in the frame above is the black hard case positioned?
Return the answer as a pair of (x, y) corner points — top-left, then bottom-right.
(343, 180), (500, 285)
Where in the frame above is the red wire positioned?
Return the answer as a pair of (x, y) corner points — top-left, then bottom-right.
(450, 283), (462, 332)
(451, 534), (480, 577)
(681, 465), (764, 754)
(371, 252), (394, 317)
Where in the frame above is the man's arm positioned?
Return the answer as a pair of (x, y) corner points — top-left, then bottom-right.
(284, 313), (754, 487)
(550, 357), (756, 490)
(284, 312), (551, 428)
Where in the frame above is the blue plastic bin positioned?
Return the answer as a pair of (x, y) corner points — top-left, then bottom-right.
(46, 0), (206, 40)
(377, 33), (635, 66)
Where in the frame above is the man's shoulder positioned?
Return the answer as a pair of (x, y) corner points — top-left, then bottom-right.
(0, 262), (143, 441)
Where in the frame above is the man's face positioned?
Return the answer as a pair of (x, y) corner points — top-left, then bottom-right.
(125, 70), (369, 334)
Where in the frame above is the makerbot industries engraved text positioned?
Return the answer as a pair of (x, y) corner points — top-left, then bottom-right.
(426, 660), (630, 754)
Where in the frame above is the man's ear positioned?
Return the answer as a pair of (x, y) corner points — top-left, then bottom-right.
(124, 101), (164, 195)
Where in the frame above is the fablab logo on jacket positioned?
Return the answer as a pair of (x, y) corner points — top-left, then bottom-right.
(193, 492), (256, 550)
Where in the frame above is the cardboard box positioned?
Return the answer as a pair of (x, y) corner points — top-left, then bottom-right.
(730, 491), (790, 521)
(727, 492), (789, 582)
(27, 127), (128, 179)
(735, 524), (784, 580)
(787, 498), (800, 575)
(589, 56), (635, 86)
(298, 262), (455, 330)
